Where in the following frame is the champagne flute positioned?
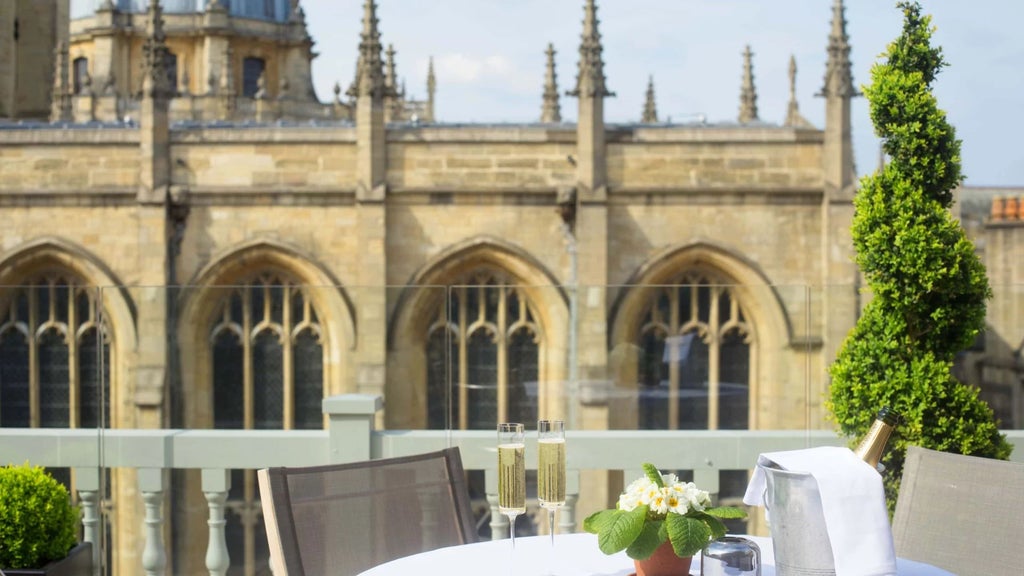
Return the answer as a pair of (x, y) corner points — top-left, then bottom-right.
(497, 422), (526, 548)
(537, 420), (566, 549)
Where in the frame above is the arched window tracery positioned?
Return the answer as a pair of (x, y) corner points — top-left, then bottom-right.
(426, 270), (541, 430)
(636, 272), (752, 431)
(209, 273), (324, 576)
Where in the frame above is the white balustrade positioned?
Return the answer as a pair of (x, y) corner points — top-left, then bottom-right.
(202, 469), (231, 576)
(139, 468), (167, 576)
(0, 396), (1020, 574)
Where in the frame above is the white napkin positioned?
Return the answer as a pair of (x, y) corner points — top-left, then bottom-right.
(743, 446), (897, 576)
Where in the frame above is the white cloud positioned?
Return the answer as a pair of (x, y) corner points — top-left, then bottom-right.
(435, 53), (518, 85)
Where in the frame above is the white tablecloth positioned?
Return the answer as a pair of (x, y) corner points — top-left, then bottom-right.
(355, 533), (954, 576)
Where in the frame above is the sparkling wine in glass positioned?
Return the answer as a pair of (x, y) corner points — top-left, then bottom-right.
(537, 420), (566, 549)
(497, 422), (526, 548)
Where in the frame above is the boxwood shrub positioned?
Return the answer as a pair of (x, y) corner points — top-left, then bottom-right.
(0, 463), (79, 569)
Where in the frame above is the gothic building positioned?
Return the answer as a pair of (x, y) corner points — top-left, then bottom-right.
(0, 1), (1019, 575)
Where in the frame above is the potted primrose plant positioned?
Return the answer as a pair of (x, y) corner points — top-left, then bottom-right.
(584, 463), (747, 576)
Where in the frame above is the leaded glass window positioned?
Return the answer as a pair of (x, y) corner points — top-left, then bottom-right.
(426, 271), (541, 430)
(210, 274), (324, 576)
(636, 273), (751, 430)
(0, 275), (114, 569)
(0, 276), (110, 429)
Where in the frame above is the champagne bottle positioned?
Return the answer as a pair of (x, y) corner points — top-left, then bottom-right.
(854, 406), (900, 471)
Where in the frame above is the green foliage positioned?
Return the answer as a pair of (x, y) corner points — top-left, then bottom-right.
(0, 463), (79, 569)
(828, 1), (1012, 512)
(642, 463), (665, 488)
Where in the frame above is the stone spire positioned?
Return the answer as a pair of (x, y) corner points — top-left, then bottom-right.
(738, 45), (758, 123)
(141, 0), (172, 100)
(348, 0), (389, 99)
(568, 0), (613, 98)
(384, 44), (401, 121)
(784, 55), (811, 127)
(820, 0), (858, 199)
(385, 44), (398, 93)
(352, 0), (389, 200)
(569, 0), (612, 201)
(540, 43), (562, 123)
(641, 75), (657, 123)
(821, 0), (857, 98)
(50, 41), (72, 122)
(425, 56), (436, 122)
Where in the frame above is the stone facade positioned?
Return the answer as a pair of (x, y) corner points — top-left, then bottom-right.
(1, 1), (1020, 575)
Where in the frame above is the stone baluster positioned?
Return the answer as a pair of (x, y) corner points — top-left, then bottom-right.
(486, 492), (507, 541)
(203, 469), (232, 576)
(484, 468), (508, 541)
(139, 468), (167, 576)
(558, 493), (579, 535)
(75, 466), (101, 576)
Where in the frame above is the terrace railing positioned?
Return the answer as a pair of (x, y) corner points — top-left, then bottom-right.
(1, 394), (1022, 576)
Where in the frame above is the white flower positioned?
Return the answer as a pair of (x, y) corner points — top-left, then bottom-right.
(649, 488), (670, 514)
(681, 483), (710, 512)
(615, 467), (715, 516)
(666, 491), (690, 515)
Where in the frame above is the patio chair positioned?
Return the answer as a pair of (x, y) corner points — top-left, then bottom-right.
(258, 447), (478, 576)
(891, 445), (1024, 576)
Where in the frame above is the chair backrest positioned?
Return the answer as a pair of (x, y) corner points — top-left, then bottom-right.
(258, 447), (478, 576)
(892, 445), (1024, 576)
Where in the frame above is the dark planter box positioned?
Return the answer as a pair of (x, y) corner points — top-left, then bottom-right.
(3, 542), (93, 576)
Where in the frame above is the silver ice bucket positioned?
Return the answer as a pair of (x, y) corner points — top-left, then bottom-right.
(760, 464), (836, 576)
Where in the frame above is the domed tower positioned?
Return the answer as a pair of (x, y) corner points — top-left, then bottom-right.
(63, 0), (338, 122)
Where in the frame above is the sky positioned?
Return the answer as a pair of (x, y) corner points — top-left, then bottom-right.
(300, 1), (1024, 187)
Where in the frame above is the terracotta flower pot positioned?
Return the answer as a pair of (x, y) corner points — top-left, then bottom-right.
(633, 540), (693, 576)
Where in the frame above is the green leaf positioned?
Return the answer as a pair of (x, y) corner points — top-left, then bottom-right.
(666, 514), (711, 558)
(642, 463), (665, 488)
(700, 513), (728, 540)
(595, 506), (647, 555)
(583, 509), (619, 535)
(703, 506), (747, 519)
(625, 519), (665, 560)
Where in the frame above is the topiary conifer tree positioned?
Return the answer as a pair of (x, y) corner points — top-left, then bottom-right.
(827, 1), (1012, 511)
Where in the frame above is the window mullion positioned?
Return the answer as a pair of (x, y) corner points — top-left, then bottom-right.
(457, 288), (469, 430)
(283, 286), (294, 430)
(496, 287), (508, 423)
(708, 289), (721, 431)
(29, 288), (39, 428)
(668, 288), (680, 430)
(69, 287), (79, 429)
(243, 289), (253, 430)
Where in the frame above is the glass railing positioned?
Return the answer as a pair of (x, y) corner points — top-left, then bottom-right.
(0, 283), (1020, 576)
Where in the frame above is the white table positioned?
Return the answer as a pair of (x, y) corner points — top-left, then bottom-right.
(356, 533), (954, 576)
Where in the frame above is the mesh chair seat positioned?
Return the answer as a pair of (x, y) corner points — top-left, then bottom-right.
(891, 445), (1024, 576)
(259, 447), (478, 576)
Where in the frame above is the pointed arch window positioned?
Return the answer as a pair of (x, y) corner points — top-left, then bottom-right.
(209, 273), (324, 576)
(0, 275), (114, 556)
(0, 275), (110, 429)
(636, 273), (751, 431)
(426, 271), (541, 430)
